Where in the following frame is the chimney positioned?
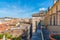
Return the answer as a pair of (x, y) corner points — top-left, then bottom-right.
(53, 0), (57, 4)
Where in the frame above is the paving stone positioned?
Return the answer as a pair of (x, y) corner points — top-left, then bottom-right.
(42, 28), (51, 40)
(31, 30), (42, 40)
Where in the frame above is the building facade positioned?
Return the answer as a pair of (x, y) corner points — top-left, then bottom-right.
(32, 11), (46, 34)
(44, 0), (60, 33)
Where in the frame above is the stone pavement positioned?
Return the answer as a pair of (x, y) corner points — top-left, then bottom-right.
(42, 28), (51, 40)
(31, 29), (42, 40)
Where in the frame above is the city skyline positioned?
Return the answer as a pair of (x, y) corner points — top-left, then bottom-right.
(0, 0), (53, 18)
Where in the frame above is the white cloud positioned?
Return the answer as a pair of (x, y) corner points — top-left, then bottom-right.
(39, 8), (47, 11)
(0, 4), (34, 18)
(0, 2), (37, 18)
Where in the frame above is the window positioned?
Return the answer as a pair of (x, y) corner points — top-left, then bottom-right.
(53, 16), (55, 25)
(50, 16), (52, 25)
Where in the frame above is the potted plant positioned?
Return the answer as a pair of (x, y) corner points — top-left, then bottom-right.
(49, 34), (60, 40)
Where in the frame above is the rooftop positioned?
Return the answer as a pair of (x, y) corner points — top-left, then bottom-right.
(32, 10), (47, 17)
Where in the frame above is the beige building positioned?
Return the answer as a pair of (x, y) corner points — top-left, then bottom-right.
(32, 11), (46, 33)
(44, 0), (60, 33)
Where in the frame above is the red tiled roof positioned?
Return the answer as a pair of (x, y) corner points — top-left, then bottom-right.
(0, 24), (10, 32)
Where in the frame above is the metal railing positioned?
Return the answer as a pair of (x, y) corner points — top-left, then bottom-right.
(41, 26), (44, 40)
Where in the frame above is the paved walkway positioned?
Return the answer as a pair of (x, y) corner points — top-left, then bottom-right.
(42, 28), (51, 40)
(31, 29), (42, 40)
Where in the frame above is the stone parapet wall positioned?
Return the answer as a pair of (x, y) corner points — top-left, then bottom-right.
(47, 26), (60, 33)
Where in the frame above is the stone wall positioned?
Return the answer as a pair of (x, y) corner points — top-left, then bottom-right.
(47, 26), (60, 33)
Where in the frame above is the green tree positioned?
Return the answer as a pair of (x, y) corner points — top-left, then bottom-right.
(11, 36), (21, 40)
(0, 34), (3, 39)
(4, 32), (13, 39)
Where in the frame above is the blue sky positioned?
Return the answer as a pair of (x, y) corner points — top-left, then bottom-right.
(0, 0), (54, 18)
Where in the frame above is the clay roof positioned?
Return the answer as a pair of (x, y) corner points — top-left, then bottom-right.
(0, 24), (7, 32)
